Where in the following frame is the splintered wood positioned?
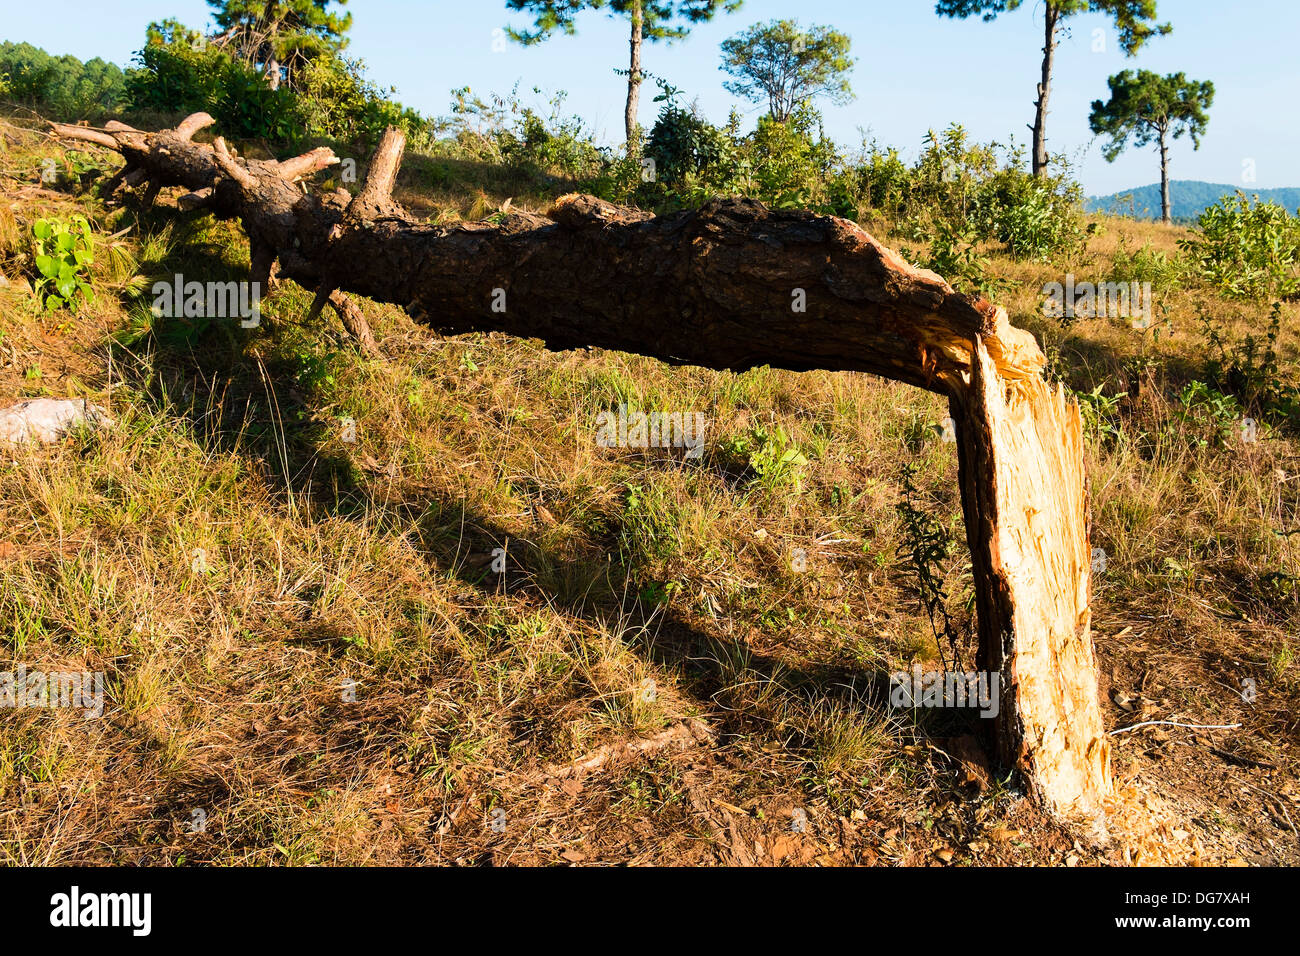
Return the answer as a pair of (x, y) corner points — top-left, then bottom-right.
(51, 115), (1113, 822)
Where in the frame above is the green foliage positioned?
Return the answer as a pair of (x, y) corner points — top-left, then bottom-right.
(894, 462), (966, 667)
(1089, 69), (1213, 222)
(720, 424), (810, 494)
(973, 163), (1086, 262)
(1089, 70), (1214, 162)
(294, 54), (428, 151)
(0, 41), (125, 118)
(506, 0), (743, 46)
(855, 142), (911, 218)
(743, 109), (841, 210)
(207, 0), (352, 89)
(1196, 303), (1300, 427)
(1107, 236), (1179, 285)
(877, 125), (1084, 263)
(30, 216), (95, 313)
(1177, 380), (1244, 448)
(125, 19), (426, 148)
(444, 84), (605, 180)
(640, 87), (845, 214)
(719, 19), (855, 122)
(1075, 383), (1128, 446)
(642, 80), (736, 190)
(903, 219), (996, 297)
(935, 0), (1171, 57)
(1178, 194), (1300, 301)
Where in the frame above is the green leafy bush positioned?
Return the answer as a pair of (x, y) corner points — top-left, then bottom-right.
(1178, 193), (1300, 300)
(443, 85), (604, 181)
(125, 20), (430, 149)
(852, 124), (1084, 263)
(1107, 236), (1180, 286)
(855, 142), (911, 219)
(903, 218), (996, 297)
(974, 168), (1085, 262)
(30, 216), (95, 312)
(740, 109), (841, 211)
(644, 101), (735, 193)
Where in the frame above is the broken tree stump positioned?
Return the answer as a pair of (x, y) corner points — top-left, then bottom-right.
(51, 115), (1112, 821)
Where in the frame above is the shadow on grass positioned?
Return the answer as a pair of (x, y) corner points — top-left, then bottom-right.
(103, 187), (994, 803)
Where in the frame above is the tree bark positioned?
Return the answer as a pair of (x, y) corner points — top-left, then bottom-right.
(1159, 130), (1172, 224)
(1031, 3), (1060, 179)
(625, 1), (644, 155)
(51, 115), (1113, 823)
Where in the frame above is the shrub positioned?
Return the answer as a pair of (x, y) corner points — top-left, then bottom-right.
(741, 108), (841, 210)
(644, 103), (735, 191)
(719, 424), (810, 494)
(974, 170), (1085, 262)
(852, 124), (1084, 263)
(855, 142), (911, 219)
(903, 218), (997, 298)
(1178, 193), (1300, 300)
(125, 20), (430, 149)
(443, 84), (604, 182)
(1107, 236), (1181, 286)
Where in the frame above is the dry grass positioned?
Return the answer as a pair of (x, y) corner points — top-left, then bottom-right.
(0, 110), (1296, 866)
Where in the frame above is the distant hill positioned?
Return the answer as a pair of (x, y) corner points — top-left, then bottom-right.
(1086, 180), (1300, 223)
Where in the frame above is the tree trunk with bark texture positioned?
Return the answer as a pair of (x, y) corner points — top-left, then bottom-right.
(1159, 132), (1172, 224)
(625, 1), (644, 154)
(51, 114), (1113, 822)
(1031, 3), (1060, 179)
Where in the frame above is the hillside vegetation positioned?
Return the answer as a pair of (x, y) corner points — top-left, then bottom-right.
(2, 5), (1300, 864)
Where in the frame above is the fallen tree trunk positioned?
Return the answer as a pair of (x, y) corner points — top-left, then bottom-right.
(51, 114), (1112, 822)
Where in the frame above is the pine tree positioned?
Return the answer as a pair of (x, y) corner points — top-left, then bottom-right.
(208, 0), (352, 90)
(506, 1), (743, 154)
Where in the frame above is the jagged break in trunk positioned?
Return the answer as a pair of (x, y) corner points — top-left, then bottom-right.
(52, 114), (1113, 821)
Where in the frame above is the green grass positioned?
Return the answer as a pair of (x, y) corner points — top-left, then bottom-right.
(0, 108), (1297, 866)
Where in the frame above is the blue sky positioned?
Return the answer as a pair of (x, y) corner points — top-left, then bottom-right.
(4, 0), (1297, 195)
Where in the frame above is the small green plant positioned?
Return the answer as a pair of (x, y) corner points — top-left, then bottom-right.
(894, 462), (968, 668)
(1196, 302), (1300, 428)
(905, 218), (996, 297)
(30, 215), (94, 312)
(1075, 383), (1128, 446)
(1107, 235), (1180, 286)
(1178, 380), (1243, 448)
(720, 424), (810, 493)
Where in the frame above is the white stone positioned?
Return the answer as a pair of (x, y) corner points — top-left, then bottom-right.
(0, 398), (112, 446)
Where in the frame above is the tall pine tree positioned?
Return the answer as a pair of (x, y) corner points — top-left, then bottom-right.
(935, 1), (1169, 177)
(209, 0), (352, 90)
(506, 1), (743, 153)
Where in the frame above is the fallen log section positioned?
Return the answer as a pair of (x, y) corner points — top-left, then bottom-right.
(52, 113), (1112, 822)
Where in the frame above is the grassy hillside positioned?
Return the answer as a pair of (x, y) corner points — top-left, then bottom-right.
(1, 107), (1298, 866)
